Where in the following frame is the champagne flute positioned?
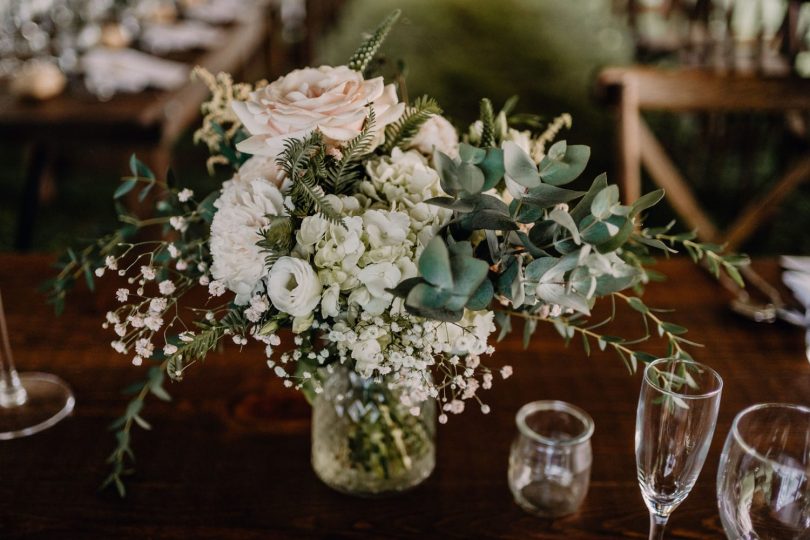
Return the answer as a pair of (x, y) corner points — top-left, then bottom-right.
(635, 358), (723, 539)
(0, 290), (75, 439)
(717, 403), (810, 539)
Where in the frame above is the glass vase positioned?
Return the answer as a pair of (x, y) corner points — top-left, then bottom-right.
(311, 366), (436, 497)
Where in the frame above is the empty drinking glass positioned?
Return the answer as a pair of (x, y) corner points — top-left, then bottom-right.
(636, 358), (723, 539)
(717, 403), (810, 539)
(508, 400), (594, 517)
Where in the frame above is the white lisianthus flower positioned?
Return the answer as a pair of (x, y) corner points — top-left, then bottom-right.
(408, 115), (459, 158)
(267, 256), (322, 317)
(210, 177), (286, 304)
(232, 65), (405, 157)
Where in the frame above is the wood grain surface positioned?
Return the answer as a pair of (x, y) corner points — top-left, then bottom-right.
(0, 254), (807, 539)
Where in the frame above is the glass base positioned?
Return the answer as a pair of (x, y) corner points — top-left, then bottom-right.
(0, 372), (75, 440)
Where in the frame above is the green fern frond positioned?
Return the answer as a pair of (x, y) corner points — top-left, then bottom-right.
(276, 131), (323, 182)
(326, 108), (376, 194)
(257, 216), (293, 267)
(479, 98), (497, 147)
(382, 96), (442, 153)
(348, 9), (401, 75)
(290, 168), (342, 224)
(167, 310), (249, 380)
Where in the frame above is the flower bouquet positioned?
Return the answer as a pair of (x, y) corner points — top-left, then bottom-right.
(47, 11), (747, 497)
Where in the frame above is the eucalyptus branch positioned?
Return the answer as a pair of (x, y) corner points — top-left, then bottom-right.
(102, 359), (171, 498)
(611, 291), (702, 360)
(506, 309), (643, 373)
(642, 228), (750, 287)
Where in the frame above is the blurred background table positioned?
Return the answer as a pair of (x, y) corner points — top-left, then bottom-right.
(0, 255), (806, 539)
(0, 4), (277, 251)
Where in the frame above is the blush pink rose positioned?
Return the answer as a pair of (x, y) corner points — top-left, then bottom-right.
(232, 65), (405, 157)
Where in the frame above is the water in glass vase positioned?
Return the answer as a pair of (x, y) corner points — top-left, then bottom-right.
(311, 366), (436, 497)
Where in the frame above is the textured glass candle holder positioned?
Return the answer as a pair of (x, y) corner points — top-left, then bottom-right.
(508, 400), (594, 517)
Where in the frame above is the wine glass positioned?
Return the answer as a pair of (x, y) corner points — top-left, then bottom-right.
(635, 358), (723, 539)
(717, 403), (810, 539)
(0, 290), (75, 439)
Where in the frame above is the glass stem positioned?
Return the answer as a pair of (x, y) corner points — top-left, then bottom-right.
(648, 513), (668, 540)
(0, 290), (26, 408)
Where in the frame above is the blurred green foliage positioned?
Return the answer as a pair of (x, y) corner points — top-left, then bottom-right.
(317, 0), (634, 177)
(2, 0), (808, 254)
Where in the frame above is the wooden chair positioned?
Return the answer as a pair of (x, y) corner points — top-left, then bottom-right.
(600, 1), (810, 318)
(598, 66), (810, 252)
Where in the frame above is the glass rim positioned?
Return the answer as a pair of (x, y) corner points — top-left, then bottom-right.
(730, 402), (810, 467)
(643, 358), (723, 399)
(515, 400), (594, 447)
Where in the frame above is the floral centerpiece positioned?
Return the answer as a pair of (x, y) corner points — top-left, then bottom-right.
(47, 11), (747, 497)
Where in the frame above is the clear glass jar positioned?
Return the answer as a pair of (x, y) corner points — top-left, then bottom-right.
(508, 400), (594, 517)
(311, 366), (436, 497)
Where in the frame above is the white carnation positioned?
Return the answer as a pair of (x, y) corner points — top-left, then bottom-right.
(235, 155), (287, 188)
(210, 176), (286, 305)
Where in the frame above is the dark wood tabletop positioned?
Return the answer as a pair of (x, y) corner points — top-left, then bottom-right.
(0, 254), (807, 539)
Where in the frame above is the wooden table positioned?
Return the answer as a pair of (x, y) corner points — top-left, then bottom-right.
(1, 8), (275, 250)
(0, 255), (807, 539)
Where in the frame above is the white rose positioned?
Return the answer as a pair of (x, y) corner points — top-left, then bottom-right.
(350, 338), (383, 376)
(267, 256), (322, 317)
(408, 115), (459, 158)
(232, 65), (405, 157)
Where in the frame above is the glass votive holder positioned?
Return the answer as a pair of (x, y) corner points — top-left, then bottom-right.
(508, 400), (594, 517)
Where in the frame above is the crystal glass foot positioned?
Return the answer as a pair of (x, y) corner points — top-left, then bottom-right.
(635, 358), (723, 539)
(0, 372), (75, 440)
(0, 291), (75, 440)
